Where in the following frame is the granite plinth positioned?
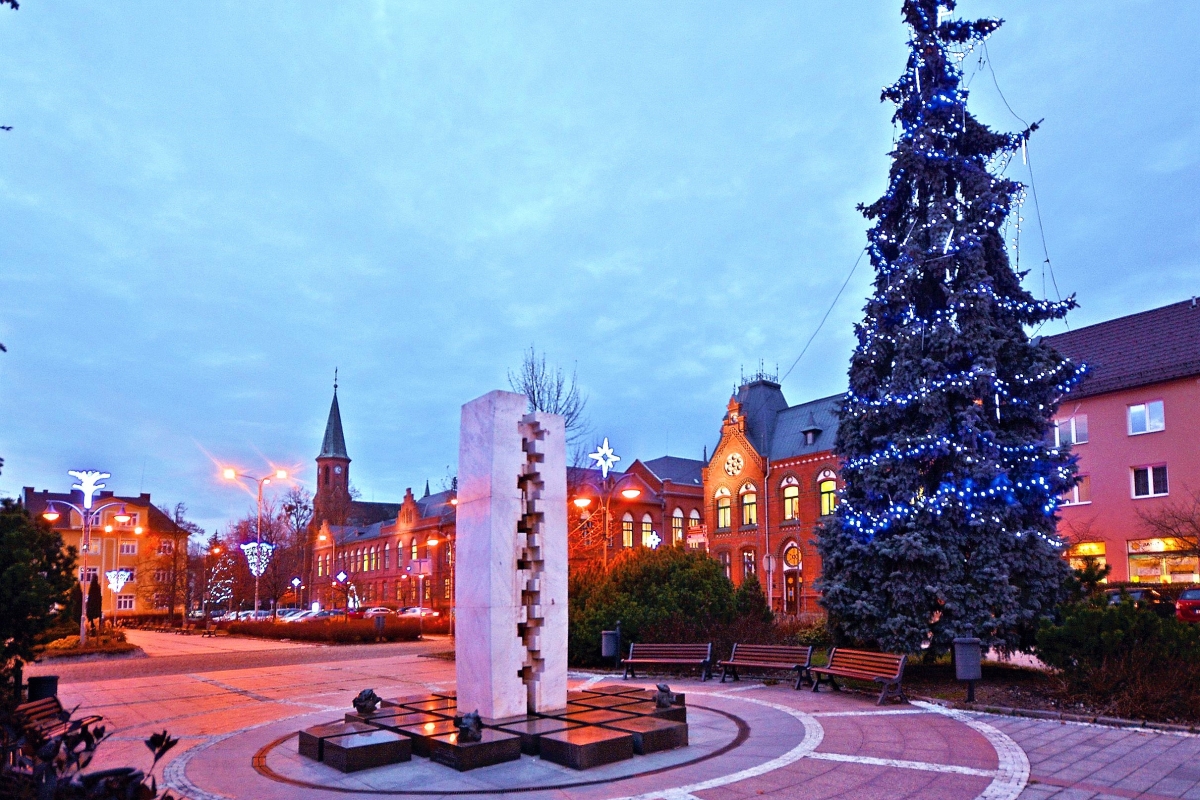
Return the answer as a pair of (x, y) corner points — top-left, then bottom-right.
(495, 717), (582, 755)
(402, 698), (456, 714)
(561, 708), (637, 726)
(298, 721), (374, 761)
(395, 719), (460, 757)
(382, 694), (438, 708)
(322, 729), (411, 773)
(362, 711), (445, 732)
(602, 716), (688, 754)
(345, 708), (414, 725)
(428, 729), (522, 771)
(617, 702), (658, 716)
(587, 684), (637, 695)
(566, 690), (600, 701)
(575, 695), (642, 710)
(480, 713), (538, 728)
(538, 726), (634, 770)
(653, 705), (687, 723)
(431, 689), (457, 699)
(617, 689), (686, 705)
(544, 703), (592, 718)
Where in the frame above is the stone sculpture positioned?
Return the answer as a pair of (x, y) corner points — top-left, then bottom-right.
(454, 711), (484, 743)
(456, 391), (568, 719)
(353, 689), (382, 715)
(655, 684), (681, 709)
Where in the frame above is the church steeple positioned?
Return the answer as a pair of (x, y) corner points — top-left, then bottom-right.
(315, 370), (352, 524)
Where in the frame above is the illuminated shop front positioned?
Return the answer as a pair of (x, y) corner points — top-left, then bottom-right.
(1065, 541), (1107, 574)
(1128, 538), (1200, 584)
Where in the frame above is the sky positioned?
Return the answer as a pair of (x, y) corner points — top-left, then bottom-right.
(1, 2), (1197, 535)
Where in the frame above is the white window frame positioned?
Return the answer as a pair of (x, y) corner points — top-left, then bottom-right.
(1061, 474), (1091, 506)
(1131, 464), (1169, 499)
(1128, 400), (1165, 436)
(119, 540), (137, 556)
(1054, 415), (1088, 447)
(116, 595), (135, 611)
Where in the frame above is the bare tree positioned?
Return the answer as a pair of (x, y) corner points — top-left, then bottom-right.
(1137, 489), (1200, 562)
(508, 346), (590, 445)
(138, 503), (201, 624)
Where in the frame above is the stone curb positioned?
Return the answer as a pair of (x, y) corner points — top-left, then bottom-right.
(913, 695), (1200, 734)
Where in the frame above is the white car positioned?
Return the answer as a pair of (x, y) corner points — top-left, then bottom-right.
(399, 607), (440, 618)
(361, 607), (394, 618)
(281, 610), (318, 623)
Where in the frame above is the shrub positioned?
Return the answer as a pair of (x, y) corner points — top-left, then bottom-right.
(227, 618), (422, 643)
(1036, 598), (1200, 721)
(568, 547), (736, 666)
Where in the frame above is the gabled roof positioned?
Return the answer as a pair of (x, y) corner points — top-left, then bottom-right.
(319, 392), (350, 460)
(769, 393), (842, 461)
(21, 488), (183, 534)
(348, 501), (401, 526)
(416, 490), (456, 520)
(1043, 299), (1200, 399)
(641, 456), (705, 486)
(329, 521), (386, 545)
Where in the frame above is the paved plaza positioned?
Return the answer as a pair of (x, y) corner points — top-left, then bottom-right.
(27, 632), (1200, 800)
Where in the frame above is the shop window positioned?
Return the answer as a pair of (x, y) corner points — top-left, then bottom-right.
(1062, 475), (1091, 505)
(1128, 401), (1165, 435)
(622, 513), (634, 548)
(1132, 465), (1168, 498)
(1054, 415), (1089, 446)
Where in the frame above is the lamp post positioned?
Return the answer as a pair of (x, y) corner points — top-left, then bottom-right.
(222, 467), (288, 616)
(42, 470), (135, 645)
(317, 528), (339, 611)
(580, 438), (646, 569)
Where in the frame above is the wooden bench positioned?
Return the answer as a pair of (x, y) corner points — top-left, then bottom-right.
(810, 648), (907, 705)
(622, 643), (713, 681)
(718, 644), (813, 690)
(14, 697), (103, 741)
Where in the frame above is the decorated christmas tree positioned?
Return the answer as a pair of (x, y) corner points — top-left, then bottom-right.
(816, 0), (1086, 654)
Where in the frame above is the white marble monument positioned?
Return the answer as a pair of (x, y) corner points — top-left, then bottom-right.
(455, 390), (568, 720)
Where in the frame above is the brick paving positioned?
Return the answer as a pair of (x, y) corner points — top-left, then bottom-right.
(29, 631), (1200, 799)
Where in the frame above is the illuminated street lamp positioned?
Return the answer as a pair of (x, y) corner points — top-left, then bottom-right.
(579, 440), (645, 569)
(222, 466), (289, 616)
(42, 470), (133, 645)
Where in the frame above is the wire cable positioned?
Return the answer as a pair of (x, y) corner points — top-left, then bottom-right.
(781, 246), (867, 382)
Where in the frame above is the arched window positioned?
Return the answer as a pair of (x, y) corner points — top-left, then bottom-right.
(622, 512), (634, 548)
(689, 509), (701, 527)
(671, 508), (684, 544)
(410, 539), (418, 560)
(641, 513), (654, 547)
(383, 542), (390, 570)
(716, 487), (732, 530)
(740, 483), (757, 527)
(716, 551), (731, 579)
(780, 475), (800, 521)
(818, 469), (838, 516)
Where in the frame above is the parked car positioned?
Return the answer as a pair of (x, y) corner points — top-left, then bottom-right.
(399, 607), (440, 618)
(281, 610), (317, 623)
(1176, 588), (1200, 623)
(360, 607), (393, 618)
(1104, 587), (1175, 617)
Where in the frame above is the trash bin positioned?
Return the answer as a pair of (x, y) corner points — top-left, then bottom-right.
(601, 630), (619, 659)
(27, 675), (58, 701)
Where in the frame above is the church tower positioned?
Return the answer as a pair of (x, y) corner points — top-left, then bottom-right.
(314, 377), (352, 524)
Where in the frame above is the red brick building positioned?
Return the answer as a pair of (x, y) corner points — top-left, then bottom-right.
(1045, 300), (1200, 584)
(702, 376), (842, 616)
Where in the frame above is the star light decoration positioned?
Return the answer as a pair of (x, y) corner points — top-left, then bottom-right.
(645, 531), (662, 550)
(240, 542), (276, 578)
(588, 438), (621, 479)
(105, 569), (132, 593)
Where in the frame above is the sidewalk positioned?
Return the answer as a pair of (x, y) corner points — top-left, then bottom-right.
(123, 629), (314, 657)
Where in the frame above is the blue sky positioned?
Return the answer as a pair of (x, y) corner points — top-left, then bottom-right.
(1, 2), (1197, 534)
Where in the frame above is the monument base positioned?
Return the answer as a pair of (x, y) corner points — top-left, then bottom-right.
(428, 729), (522, 771)
(538, 726), (635, 770)
(323, 729), (411, 773)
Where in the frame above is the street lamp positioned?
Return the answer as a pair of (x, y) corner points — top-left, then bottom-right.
(579, 440), (647, 569)
(42, 470), (133, 645)
(221, 467), (289, 616)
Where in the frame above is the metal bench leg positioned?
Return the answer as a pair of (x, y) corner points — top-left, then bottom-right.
(719, 665), (727, 683)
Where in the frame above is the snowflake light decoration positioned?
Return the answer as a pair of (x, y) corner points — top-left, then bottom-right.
(105, 569), (132, 593)
(645, 531), (662, 550)
(588, 438), (621, 479)
(240, 542), (276, 578)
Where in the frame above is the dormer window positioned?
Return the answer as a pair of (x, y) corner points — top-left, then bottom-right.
(803, 431), (816, 446)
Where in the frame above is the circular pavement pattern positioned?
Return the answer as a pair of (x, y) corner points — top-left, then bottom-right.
(165, 683), (1027, 800)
